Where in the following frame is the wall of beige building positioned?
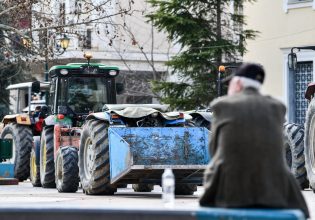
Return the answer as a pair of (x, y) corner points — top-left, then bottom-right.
(243, 0), (315, 104)
(57, 0), (178, 73)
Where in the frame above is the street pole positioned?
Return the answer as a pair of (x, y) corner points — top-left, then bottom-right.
(217, 71), (221, 97)
(45, 56), (49, 82)
(44, 30), (49, 82)
(44, 30), (49, 110)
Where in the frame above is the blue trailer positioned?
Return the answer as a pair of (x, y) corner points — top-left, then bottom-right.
(78, 106), (210, 195)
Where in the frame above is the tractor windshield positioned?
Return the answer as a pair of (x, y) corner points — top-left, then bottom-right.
(58, 77), (108, 114)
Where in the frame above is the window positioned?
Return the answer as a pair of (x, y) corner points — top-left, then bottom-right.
(38, 31), (47, 50)
(288, 0), (312, 4)
(49, 78), (56, 114)
(83, 29), (92, 49)
(58, 77), (108, 114)
(284, 0), (314, 12)
(74, 1), (82, 14)
(59, 2), (66, 25)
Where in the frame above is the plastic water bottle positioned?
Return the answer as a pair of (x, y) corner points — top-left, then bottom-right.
(162, 168), (175, 208)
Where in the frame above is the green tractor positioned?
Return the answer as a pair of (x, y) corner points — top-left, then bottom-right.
(31, 62), (123, 192)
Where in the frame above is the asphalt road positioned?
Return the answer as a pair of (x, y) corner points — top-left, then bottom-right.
(0, 181), (314, 218)
(0, 182), (200, 210)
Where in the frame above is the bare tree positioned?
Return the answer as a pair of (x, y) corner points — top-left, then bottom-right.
(0, 0), (136, 61)
(0, 0), (173, 105)
(0, 0), (136, 115)
(91, 1), (175, 102)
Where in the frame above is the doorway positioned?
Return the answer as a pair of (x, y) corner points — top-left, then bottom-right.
(294, 61), (313, 125)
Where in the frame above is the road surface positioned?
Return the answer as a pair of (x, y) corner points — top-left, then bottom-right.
(0, 181), (314, 218)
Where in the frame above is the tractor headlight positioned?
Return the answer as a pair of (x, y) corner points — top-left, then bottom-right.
(60, 69), (69, 75)
(109, 70), (117, 76)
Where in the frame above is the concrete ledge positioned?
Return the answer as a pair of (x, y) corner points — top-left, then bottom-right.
(0, 207), (305, 220)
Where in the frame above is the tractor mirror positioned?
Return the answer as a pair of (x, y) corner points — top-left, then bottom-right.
(288, 52), (297, 71)
(116, 83), (124, 95)
(31, 81), (41, 93)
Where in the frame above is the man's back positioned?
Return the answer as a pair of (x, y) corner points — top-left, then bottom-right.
(200, 88), (309, 218)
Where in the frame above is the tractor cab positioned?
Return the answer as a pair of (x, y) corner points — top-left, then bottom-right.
(6, 81), (50, 116)
(47, 63), (121, 126)
(1, 81), (50, 135)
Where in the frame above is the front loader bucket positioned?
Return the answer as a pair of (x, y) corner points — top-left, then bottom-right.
(108, 127), (210, 184)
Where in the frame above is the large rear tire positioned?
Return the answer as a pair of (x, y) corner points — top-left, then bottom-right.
(55, 146), (79, 193)
(79, 119), (117, 195)
(304, 98), (315, 192)
(40, 126), (55, 188)
(30, 147), (41, 187)
(0, 123), (33, 181)
(283, 123), (309, 189)
(132, 184), (154, 192)
(175, 184), (197, 195)
(30, 136), (41, 187)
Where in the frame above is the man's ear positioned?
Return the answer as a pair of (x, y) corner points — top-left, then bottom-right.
(236, 78), (243, 91)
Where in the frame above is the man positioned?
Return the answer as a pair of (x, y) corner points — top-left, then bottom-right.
(199, 63), (309, 218)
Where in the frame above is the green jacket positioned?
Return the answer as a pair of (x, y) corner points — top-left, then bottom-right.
(199, 88), (309, 218)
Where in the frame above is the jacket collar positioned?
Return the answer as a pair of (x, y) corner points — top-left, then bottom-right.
(242, 87), (260, 94)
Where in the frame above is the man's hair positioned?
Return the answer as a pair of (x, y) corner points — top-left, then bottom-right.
(235, 63), (265, 84)
(235, 76), (262, 90)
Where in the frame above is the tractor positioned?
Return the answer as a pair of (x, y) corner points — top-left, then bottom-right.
(0, 81), (50, 181)
(287, 46), (315, 192)
(30, 62), (125, 192)
(0, 138), (16, 184)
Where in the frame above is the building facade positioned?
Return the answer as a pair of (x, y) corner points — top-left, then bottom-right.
(243, 0), (315, 124)
(32, 0), (179, 104)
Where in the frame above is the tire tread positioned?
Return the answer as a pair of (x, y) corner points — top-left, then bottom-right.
(284, 122), (309, 189)
(0, 123), (33, 181)
(79, 119), (117, 195)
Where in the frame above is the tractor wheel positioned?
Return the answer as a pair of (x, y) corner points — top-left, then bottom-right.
(79, 119), (117, 195)
(132, 184), (154, 192)
(0, 123), (33, 181)
(175, 184), (197, 195)
(55, 146), (79, 193)
(192, 115), (211, 130)
(304, 98), (315, 192)
(30, 147), (41, 187)
(283, 123), (309, 189)
(40, 126), (55, 188)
